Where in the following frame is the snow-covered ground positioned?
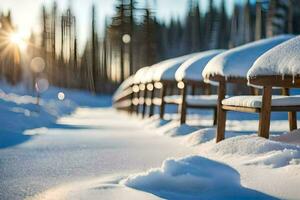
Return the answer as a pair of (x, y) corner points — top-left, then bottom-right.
(0, 84), (197, 200)
(1, 83), (300, 200)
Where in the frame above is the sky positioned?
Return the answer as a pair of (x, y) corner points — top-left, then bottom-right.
(0, 0), (235, 49)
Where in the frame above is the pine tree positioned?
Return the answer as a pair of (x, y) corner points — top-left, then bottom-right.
(267, 0), (289, 37)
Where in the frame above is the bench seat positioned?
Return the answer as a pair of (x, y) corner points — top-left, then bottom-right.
(222, 95), (300, 108)
(164, 95), (218, 106)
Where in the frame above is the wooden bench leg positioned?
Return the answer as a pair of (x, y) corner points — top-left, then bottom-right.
(288, 112), (297, 131)
(213, 108), (217, 126)
(258, 86), (272, 138)
(216, 81), (226, 143)
(179, 85), (187, 125)
(159, 84), (166, 120)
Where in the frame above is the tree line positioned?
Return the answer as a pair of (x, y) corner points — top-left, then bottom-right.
(0, 0), (300, 93)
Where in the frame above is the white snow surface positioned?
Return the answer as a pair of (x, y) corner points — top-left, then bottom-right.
(151, 53), (199, 82)
(164, 94), (218, 106)
(202, 35), (294, 83)
(133, 66), (150, 84)
(222, 95), (300, 108)
(175, 50), (225, 82)
(2, 83), (300, 200)
(113, 75), (133, 101)
(248, 35), (300, 79)
(0, 83), (197, 200)
(0, 83), (110, 149)
(122, 132), (300, 200)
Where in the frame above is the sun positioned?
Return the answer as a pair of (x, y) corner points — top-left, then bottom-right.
(9, 32), (27, 51)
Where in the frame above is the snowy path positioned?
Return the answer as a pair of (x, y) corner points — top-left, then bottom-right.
(0, 107), (197, 200)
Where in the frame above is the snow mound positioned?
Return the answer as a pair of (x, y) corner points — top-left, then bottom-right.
(157, 121), (198, 137)
(175, 50), (225, 82)
(113, 76), (133, 101)
(133, 67), (150, 84)
(184, 128), (243, 146)
(211, 135), (300, 168)
(248, 35), (300, 78)
(122, 156), (276, 200)
(272, 129), (300, 145)
(202, 35), (294, 83)
(151, 53), (199, 82)
(184, 128), (217, 146)
(0, 84), (110, 148)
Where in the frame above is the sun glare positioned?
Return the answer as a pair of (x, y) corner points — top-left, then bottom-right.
(9, 32), (27, 50)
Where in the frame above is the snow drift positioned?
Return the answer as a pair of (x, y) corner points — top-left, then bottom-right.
(122, 155), (278, 200)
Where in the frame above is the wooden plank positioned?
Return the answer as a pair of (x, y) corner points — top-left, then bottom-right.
(249, 75), (300, 88)
(222, 105), (260, 113)
(159, 84), (167, 119)
(258, 86), (272, 138)
(208, 75), (248, 84)
(216, 80), (227, 143)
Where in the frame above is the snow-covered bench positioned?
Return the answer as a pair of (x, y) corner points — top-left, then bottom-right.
(150, 53), (200, 119)
(202, 35), (294, 142)
(113, 76), (134, 112)
(174, 50), (225, 124)
(132, 67), (150, 115)
(246, 35), (300, 139)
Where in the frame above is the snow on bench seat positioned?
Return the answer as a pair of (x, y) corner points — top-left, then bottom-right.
(222, 95), (300, 108)
(175, 50), (225, 82)
(202, 35), (294, 84)
(164, 95), (218, 106)
(248, 35), (300, 79)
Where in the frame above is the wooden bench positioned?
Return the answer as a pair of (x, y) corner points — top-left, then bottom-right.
(201, 35), (294, 142)
(209, 75), (299, 142)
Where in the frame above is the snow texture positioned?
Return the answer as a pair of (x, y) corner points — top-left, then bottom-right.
(175, 50), (225, 82)
(222, 95), (300, 108)
(151, 53), (199, 82)
(164, 95), (218, 106)
(0, 83), (110, 148)
(122, 155), (278, 200)
(248, 35), (300, 79)
(211, 135), (300, 168)
(113, 75), (133, 101)
(133, 67), (150, 84)
(202, 35), (294, 83)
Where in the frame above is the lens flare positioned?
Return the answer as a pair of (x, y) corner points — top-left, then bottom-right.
(9, 32), (27, 50)
(57, 92), (65, 101)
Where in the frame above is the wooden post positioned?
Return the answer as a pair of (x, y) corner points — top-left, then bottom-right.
(136, 86), (142, 114)
(149, 84), (155, 117)
(180, 83), (187, 124)
(258, 86), (272, 138)
(159, 83), (167, 119)
(282, 88), (297, 131)
(129, 86), (134, 114)
(216, 80), (227, 143)
(142, 86), (148, 118)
